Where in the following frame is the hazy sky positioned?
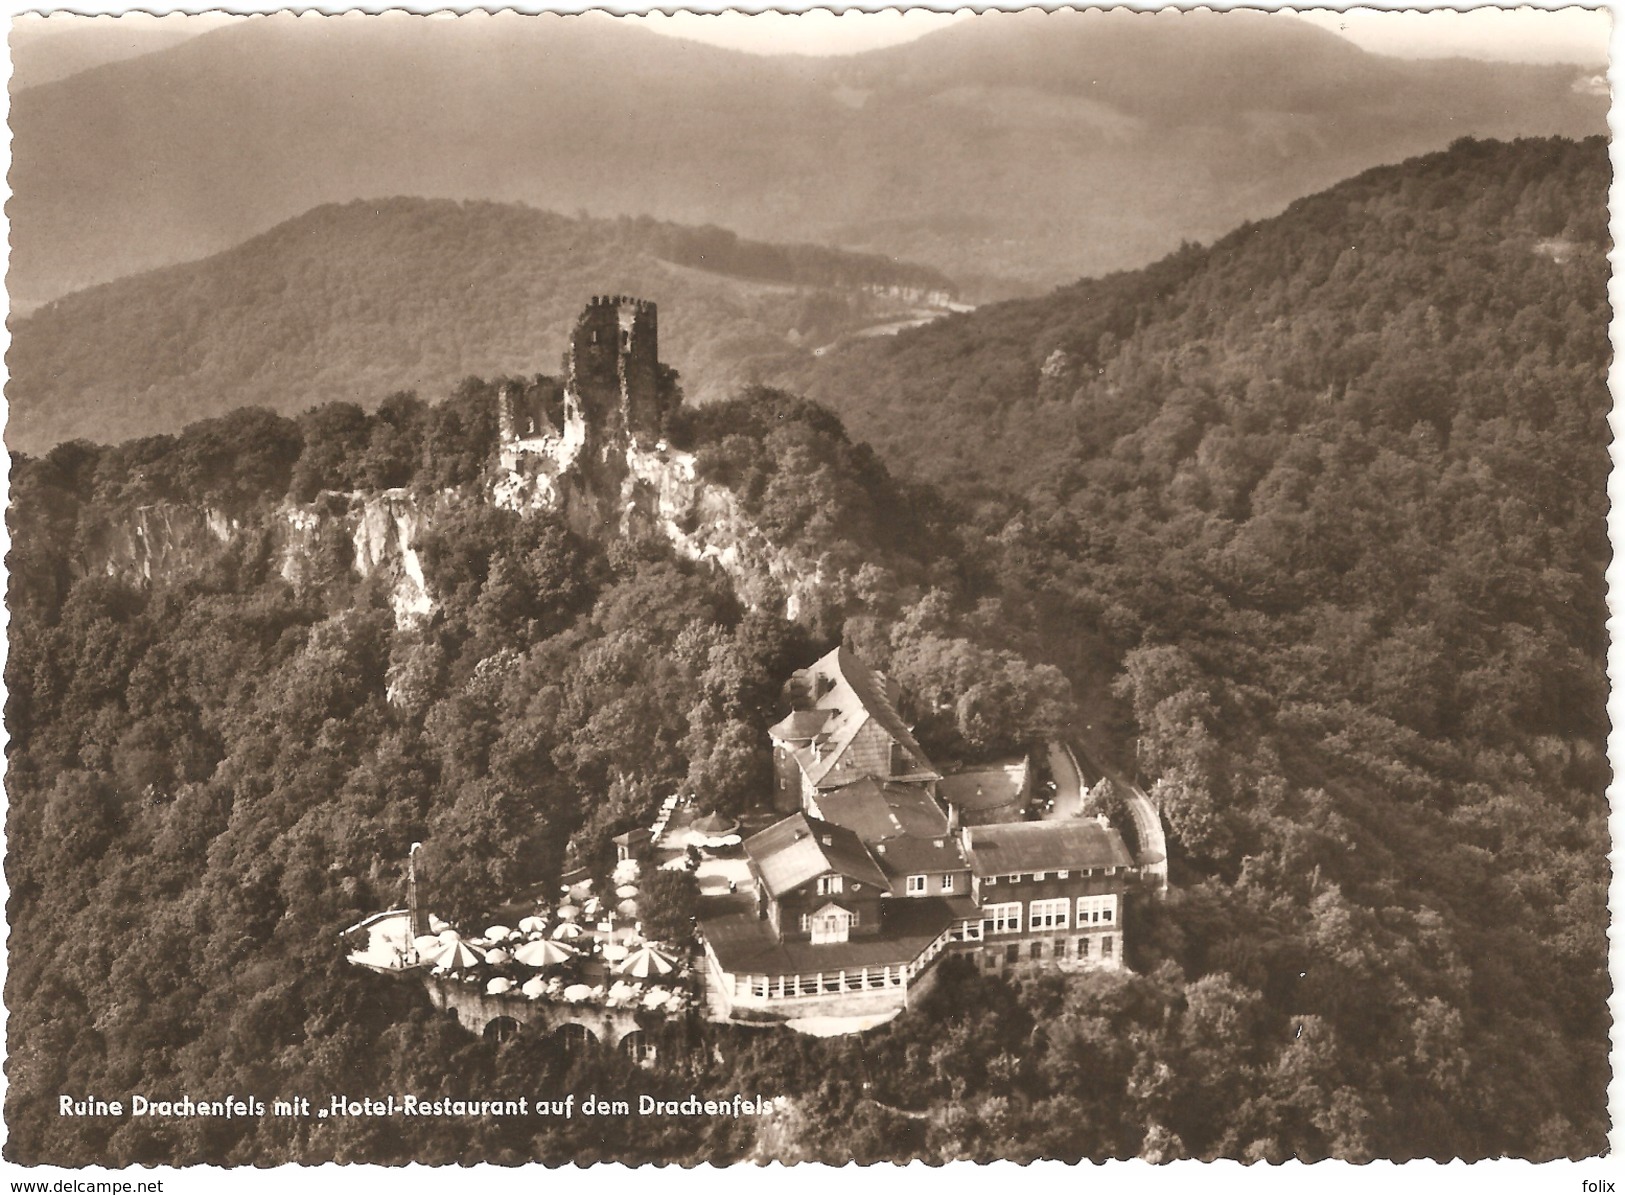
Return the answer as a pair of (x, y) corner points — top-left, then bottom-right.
(8, 4), (1613, 67)
(631, 6), (1610, 65)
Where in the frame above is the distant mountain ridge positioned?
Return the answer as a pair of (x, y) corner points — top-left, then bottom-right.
(5, 199), (956, 453)
(8, 9), (1604, 305)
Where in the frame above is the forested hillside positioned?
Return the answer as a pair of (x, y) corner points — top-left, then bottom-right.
(791, 134), (1614, 1154)
(7, 199), (954, 453)
(5, 137), (1610, 1164)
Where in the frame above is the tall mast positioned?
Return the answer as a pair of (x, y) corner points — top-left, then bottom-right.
(407, 842), (425, 947)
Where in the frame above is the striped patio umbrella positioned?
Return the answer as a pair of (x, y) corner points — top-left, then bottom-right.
(424, 936), (486, 971)
(515, 938), (579, 968)
(617, 944), (677, 979)
(550, 921), (584, 940)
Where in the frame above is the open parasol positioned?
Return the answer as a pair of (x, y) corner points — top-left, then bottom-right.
(550, 921), (584, 939)
(424, 936), (486, 971)
(618, 943), (678, 979)
(690, 810), (739, 837)
(515, 938), (578, 968)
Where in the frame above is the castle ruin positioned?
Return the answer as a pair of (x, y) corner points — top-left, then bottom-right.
(498, 296), (676, 454)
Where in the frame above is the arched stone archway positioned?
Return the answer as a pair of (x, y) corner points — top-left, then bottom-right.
(620, 1029), (656, 1067)
(484, 1015), (521, 1043)
(554, 1021), (599, 1052)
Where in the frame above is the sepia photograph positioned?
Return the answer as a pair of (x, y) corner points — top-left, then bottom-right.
(0, 1), (1615, 1185)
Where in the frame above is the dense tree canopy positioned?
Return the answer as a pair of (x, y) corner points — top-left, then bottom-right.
(4, 137), (1609, 1165)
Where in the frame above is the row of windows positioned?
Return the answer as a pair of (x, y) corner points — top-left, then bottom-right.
(799, 908), (860, 931)
(905, 873), (957, 894)
(980, 895), (1117, 934)
(983, 935), (1115, 967)
(983, 866), (1119, 886)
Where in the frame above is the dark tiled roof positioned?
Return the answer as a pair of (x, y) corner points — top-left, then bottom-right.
(939, 760), (1029, 811)
(942, 895), (982, 922)
(744, 813), (889, 898)
(701, 897), (952, 976)
(790, 647), (938, 788)
(814, 778), (950, 842)
(768, 709), (832, 742)
(962, 819), (1134, 877)
(873, 834), (967, 878)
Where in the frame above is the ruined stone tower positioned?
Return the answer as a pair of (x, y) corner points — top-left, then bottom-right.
(567, 295), (669, 447)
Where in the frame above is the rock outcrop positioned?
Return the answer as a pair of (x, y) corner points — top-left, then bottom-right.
(76, 298), (826, 626)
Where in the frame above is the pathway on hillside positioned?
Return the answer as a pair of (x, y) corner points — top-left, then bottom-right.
(1041, 740), (1083, 821)
(1070, 742), (1169, 893)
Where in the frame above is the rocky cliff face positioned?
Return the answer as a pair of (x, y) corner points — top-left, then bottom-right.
(81, 489), (444, 625)
(80, 443), (823, 628)
(493, 416), (823, 620)
(80, 297), (826, 625)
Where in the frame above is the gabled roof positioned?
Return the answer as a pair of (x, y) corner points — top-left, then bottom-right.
(744, 812), (889, 898)
(962, 819), (1134, 877)
(768, 708), (833, 742)
(871, 834), (967, 879)
(786, 647), (938, 788)
(813, 778), (950, 842)
(701, 897), (953, 977)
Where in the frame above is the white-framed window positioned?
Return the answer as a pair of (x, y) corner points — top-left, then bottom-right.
(985, 902), (1023, 934)
(1030, 897), (1069, 929)
(1056, 870), (1070, 879)
(1077, 895), (1118, 925)
(984, 875), (997, 886)
(1032, 871), (1047, 881)
(800, 914), (810, 931)
(906, 874), (927, 895)
(940, 873), (956, 893)
(809, 906), (852, 945)
(817, 875), (843, 896)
